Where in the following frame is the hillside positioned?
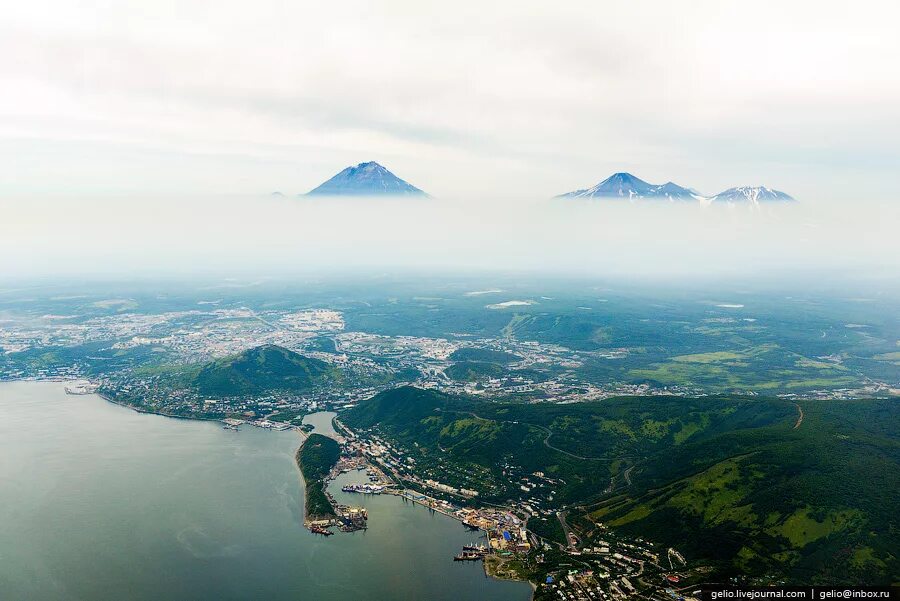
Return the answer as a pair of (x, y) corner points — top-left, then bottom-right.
(194, 344), (338, 397)
(589, 399), (899, 584)
(343, 386), (452, 430)
(296, 433), (341, 520)
(444, 360), (505, 381)
(342, 387), (796, 502)
(340, 387), (899, 584)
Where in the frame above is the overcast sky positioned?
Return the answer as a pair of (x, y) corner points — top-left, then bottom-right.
(2, 1), (899, 281)
(2, 0), (899, 200)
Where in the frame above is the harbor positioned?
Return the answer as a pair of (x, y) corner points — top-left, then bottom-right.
(293, 411), (535, 571)
(0, 382), (533, 601)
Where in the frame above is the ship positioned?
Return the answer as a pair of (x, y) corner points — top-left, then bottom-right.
(308, 525), (333, 536)
(64, 381), (99, 395)
(462, 543), (488, 554)
(341, 483), (384, 494)
(453, 551), (483, 562)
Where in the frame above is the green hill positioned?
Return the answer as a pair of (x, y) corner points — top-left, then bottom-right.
(588, 399), (900, 584)
(340, 386), (900, 584)
(343, 386), (451, 430)
(341, 387), (797, 503)
(194, 344), (338, 397)
(444, 361), (505, 381)
(296, 433), (341, 519)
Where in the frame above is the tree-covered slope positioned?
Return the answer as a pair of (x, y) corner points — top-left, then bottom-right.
(444, 361), (505, 381)
(343, 386), (452, 431)
(587, 399), (900, 585)
(194, 344), (338, 396)
(341, 388), (797, 504)
(341, 386), (899, 584)
(296, 433), (341, 519)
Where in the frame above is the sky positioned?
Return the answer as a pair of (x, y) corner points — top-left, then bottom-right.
(1, 1), (898, 280)
(2, 0), (899, 200)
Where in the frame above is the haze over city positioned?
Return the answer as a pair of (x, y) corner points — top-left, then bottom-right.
(2, 193), (898, 282)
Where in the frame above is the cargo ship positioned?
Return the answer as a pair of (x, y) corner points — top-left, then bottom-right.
(341, 483), (384, 494)
(308, 525), (333, 536)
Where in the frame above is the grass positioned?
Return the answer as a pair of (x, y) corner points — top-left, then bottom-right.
(663, 457), (759, 526)
(672, 351), (744, 363)
(774, 507), (859, 548)
(795, 357), (848, 370)
(851, 547), (887, 570)
(629, 344), (863, 392)
(674, 413), (711, 444)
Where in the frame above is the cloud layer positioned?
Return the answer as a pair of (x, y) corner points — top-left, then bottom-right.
(2, 0), (899, 200)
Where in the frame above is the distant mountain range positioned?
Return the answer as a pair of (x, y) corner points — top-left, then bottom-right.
(305, 161), (428, 197)
(278, 165), (793, 203)
(708, 186), (795, 203)
(556, 172), (700, 201)
(556, 172), (794, 203)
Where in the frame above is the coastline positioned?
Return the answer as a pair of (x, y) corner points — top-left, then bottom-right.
(295, 433), (342, 529)
(97, 391), (223, 424)
(3, 378), (535, 596)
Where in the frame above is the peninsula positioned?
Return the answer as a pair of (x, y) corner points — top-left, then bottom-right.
(296, 433), (340, 524)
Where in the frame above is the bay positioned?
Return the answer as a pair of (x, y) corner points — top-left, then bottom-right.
(0, 381), (531, 601)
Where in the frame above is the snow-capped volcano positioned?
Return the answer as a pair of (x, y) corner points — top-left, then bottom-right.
(306, 162), (428, 196)
(709, 186), (794, 204)
(555, 173), (699, 201)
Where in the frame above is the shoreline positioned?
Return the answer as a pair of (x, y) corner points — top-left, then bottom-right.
(295, 433), (347, 533)
(3, 378), (535, 597)
(97, 391), (225, 424)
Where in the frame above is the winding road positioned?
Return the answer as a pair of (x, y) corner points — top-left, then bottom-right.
(445, 408), (624, 462)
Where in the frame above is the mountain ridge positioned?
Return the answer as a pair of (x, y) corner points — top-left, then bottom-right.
(556, 172), (794, 203)
(556, 172), (699, 201)
(709, 186), (795, 204)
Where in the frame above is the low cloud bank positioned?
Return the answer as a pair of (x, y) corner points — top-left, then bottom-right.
(1, 194), (897, 282)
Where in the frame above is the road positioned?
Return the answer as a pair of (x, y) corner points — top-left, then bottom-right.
(446, 408), (621, 462)
(557, 510), (578, 551)
(242, 306), (282, 331)
(622, 464), (635, 486)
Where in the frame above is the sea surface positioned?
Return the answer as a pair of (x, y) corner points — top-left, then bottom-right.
(0, 381), (531, 601)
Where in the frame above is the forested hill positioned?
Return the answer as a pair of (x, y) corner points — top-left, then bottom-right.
(589, 398), (900, 585)
(296, 434), (341, 520)
(341, 386), (899, 584)
(194, 344), (339, 396)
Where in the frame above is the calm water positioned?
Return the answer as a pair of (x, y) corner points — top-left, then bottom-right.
(302, 410), (339, 437)
(0, 381), (531, 601)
